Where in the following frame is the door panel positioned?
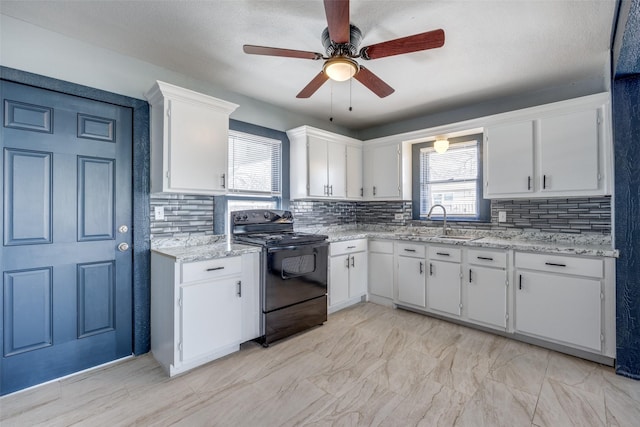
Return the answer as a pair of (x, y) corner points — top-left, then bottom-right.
(1, 80), (133, 395)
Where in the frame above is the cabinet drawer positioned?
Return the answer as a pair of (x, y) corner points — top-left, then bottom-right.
(330, 239), (367, 256)
(181, 256), (242, 283)
(428, 246), (461, 263)
(369, 240), (393, 254)
(397, 242), (426, 258)
(515, 252), (603, 278)
(468, 249), (507, 268)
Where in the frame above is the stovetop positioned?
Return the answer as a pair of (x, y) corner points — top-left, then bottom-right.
(231, 209), (327, 247)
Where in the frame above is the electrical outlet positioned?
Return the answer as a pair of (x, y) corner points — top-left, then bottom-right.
(394, 213), (404, 220)
(154, 206), (165, 221)
(498, 211), (507, 222)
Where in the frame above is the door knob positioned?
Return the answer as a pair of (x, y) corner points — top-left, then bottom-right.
(118, 242), (129, 252)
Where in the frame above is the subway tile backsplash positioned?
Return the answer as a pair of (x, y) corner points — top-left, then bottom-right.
(150, 194), (611, 239)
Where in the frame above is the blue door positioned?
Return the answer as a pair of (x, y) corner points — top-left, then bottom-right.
(1, 80), (133, 395)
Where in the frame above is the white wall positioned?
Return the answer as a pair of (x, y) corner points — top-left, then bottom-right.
(0, 14), (354, 136)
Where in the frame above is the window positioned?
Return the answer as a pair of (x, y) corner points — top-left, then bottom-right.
(412, 133), (489, 221)
(228, 130), (282, 195)
(219, 122), (289, 235)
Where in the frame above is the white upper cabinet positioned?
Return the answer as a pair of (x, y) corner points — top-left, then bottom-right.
(346, 145), (363, 199)
(484, 121), (535, 197)
(363, 143), (401, 200)
(538, 109), (599, 193)
(146, 81), (238, 195)
(288, 126), (363, 200)
(484, 93), (612, 199)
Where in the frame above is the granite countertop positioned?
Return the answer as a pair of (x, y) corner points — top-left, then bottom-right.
(151, 235), (261, 263)
(311, 227), (618, 258)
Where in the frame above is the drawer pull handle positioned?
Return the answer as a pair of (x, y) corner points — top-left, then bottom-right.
(419, 261), (424, 274)
(236, 280), (242, 297)
(436, 252), (450, 256)
(429, 263), (433, 276)
(477, 256), (494, 261)
(206, 266), (225, 271)
(544, 262), (566, 267)
(347, 246), (356, 249)
(469, 269), (472, 283)
(404, 248), (416, 252)
(519, 274), (522, 290)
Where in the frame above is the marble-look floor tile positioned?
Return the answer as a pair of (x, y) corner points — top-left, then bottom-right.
(533, 378), (606, 427)
(455, 377), (537, 427)
(488, 339), (550, 396)
(2, 302), (638, 427)
(367, 347), (440, 397)
(294, 378), (404, 427)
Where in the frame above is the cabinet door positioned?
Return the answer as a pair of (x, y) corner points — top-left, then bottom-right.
(467, 267), (507, 328)
(327, 141), (346, 198)
(515, 271), (601, 351)
(329, 254), (350, 307)
(484, 121), (534, 197)
(180, 277), (241, 362)
(427, 260), (461, 316)
(369, 252), (394, 298)
(371, 144), (400, 199)
(349, 252), (368, 298)
(346, 144), (363, 199)
(168, 97), (228, 193)
(539, 109), (599, 192)
(307, 136), (328, 197)
(397, 256), (426, 307)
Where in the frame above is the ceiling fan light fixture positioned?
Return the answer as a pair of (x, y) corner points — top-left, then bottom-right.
(434, 137), (449, 154)
(323, 57), (358, 81)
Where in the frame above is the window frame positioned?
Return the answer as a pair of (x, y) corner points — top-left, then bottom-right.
(411, 133), (490, 222)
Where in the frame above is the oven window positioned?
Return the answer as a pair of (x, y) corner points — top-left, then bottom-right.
(282, 254), (316, 277)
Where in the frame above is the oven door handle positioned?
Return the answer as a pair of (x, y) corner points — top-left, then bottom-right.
(266, 242), (329, 253)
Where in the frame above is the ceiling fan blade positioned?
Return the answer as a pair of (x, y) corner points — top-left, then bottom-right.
(354, 66), (394, 98)
(324, 0), (350, 44)
(360, 29), (445, 60)
(243, 45), (323, 60)
(296, 72), (330, 98)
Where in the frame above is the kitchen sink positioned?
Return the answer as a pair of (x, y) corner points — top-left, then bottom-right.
(436, 235), (481, 241)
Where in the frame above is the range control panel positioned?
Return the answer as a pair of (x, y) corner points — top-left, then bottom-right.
(231, 209), (293, 225)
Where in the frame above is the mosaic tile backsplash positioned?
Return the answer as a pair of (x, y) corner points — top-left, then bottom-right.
(150, 195), (611, 238)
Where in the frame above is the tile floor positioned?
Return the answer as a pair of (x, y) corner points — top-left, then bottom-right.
(1, 302), (639, 426)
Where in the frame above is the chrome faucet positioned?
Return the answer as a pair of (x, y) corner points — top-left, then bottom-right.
(427, 204), (447, 235)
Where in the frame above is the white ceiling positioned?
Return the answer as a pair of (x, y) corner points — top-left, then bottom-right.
(0, 0), (616, 131)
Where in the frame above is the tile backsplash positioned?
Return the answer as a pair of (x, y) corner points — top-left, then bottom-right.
(150, 193), (214, 239)
(150, 194), (611, 239)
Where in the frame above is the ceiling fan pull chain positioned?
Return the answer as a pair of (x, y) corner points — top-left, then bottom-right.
(329, 80), (334, 122)
(349, 78), (353, 112)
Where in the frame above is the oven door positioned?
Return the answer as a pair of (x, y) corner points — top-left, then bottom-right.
(264, 242), (328, 313)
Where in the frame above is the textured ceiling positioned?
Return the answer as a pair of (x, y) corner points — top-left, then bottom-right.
(0, 0), (616, 130)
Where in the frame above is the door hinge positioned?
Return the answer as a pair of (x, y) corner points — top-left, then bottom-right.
(505, 313), (509, 320)
(167, 106), (171, 117)
(600, 292), (604, 300)
(177, 298), (182, 307)
(166, 171), (170, 178)
(601, 334), (604, 342)
(178, 341), (183, 351)
(505, 279), (509, 287)
(459, 303), (463, 309)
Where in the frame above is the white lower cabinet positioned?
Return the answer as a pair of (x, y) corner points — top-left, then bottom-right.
(465, 249), (508, 330)
(151, 251), (260, 376)
(368, 240), (394, 300)
(427, 246), (462, 316)
(396, 243), (426, 308)
(514, 252), (604, 352)
(328, 239), (367, 312)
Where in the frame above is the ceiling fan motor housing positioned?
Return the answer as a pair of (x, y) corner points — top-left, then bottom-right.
(322, 24), (363, 57)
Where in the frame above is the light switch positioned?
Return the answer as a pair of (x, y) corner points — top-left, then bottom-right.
(498, 211), (507, 222)
(154, 206), (165, 221)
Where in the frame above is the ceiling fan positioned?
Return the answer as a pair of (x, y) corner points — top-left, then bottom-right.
(243, 0), (445, 99)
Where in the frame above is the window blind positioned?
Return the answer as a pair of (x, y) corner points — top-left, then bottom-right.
(228, 130), (282, 194)
(420, 140), (479, 217)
